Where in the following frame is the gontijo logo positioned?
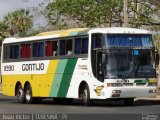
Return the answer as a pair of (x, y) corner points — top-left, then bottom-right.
(22, 63), (44, 71)
(94, 86), (104, 96)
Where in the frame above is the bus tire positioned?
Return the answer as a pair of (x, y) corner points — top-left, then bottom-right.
(25, 84), (34, 104)
(82, 84), (92, 106)
(124, 98), (134, 106)
(16, 85), (25, 104)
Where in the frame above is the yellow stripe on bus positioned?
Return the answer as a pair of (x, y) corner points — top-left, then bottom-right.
(38, 28), (88, 37)
(2, 60), (59, 97)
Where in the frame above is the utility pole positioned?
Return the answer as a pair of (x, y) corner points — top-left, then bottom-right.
(123, 0), (128, 27)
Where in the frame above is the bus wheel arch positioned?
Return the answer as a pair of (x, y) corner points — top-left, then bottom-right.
(24, 81), (30, 90)
(15, 82), (25, 104)
(15, 81), (22, 96)
(78, 81), (92, 106)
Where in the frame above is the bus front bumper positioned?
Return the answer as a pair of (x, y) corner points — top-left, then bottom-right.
(96, 86), (157, 99)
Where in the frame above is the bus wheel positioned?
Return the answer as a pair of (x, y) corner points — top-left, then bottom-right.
(16, 85), (25, 104)
(124, 98), (134, 106)
(25, 85), (34, 104)
(82, 84), (92, 106)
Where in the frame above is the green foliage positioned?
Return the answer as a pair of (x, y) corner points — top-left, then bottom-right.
(44, 0), (160, 28)
(128, 0), (160, 28)
(0, 21), (9, 42)
(44, 0), (124, 28)
(3, 8), (33, 37)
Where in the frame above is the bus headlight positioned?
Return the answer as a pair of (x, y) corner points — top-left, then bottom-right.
(107, 83), (123, 87)
(148, 90), (156, 93)
(112, 90), (121, 97)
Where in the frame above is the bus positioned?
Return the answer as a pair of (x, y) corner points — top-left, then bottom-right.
(1, 27), (159, 105)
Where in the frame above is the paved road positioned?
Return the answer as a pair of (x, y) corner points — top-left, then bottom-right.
(0, 94), (160, 120)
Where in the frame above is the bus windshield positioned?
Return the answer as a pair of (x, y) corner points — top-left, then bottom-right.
(134, 50), (156, 77)
(104, 34), (153, 47)
(106, 49), (156, 78)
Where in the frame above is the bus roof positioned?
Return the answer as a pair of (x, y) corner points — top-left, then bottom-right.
(3, 34), (60, 44)
(3, 27), (151, 44)
(89, 27), (151, 34)
(38, 28), (89, 36)
(3, 28), (89, 44)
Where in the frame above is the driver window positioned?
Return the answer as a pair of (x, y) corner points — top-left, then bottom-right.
(92, 33), (103, 49)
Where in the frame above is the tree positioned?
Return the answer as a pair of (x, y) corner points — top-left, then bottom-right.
(44, 0), (160, 28)
(128, 0), (160, 27)
(0, 21), (9, 43)
(44, 0), (124, 28)
(3, 9), (33, 37)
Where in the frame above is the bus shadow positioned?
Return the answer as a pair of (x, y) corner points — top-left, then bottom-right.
(5, 97), (160, 107)
(133, 99), (160, 106)
(33, 98), (160, 107)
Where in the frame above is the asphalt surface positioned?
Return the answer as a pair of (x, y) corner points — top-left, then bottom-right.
(0, 94), (160, 120)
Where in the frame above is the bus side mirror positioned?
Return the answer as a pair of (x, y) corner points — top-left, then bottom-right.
(102, 53), (106, 66)
(102, 52), (108, 69)
(155, 53), (159, 66)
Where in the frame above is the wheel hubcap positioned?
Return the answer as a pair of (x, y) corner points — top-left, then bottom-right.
(83, 89), (88, 103)
(18, 88), (23, 100)
(26, 89), (31, 101)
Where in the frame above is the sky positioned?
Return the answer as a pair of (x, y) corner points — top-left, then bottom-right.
(0, 0), (49, 28)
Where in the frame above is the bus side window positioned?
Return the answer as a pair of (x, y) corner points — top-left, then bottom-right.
(82, 37), (88, 54)
(66, 39), (72, 55)
(11, 45), (19, 59)
(33, 43), (38, 57)
(75, 37), (88, 54)
(21, 44), (26, 58)
(46, 41), (52, 57)
(46, 41), (58, 57)
(52, 41), (58, 56)
(26, 44), (31, 58)
(60, 40), (65, 55)
(75, 38), (81, 54)
(3, 45), (10, 60)
(5, 44), (20, 60)
(21, 44), (31, 58)
(38, 42), (44, 57)
(33, 42), (44, 57)
(60, 39), (73, 56)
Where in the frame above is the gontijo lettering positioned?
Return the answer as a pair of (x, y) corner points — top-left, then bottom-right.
(22, 63), (44, 71)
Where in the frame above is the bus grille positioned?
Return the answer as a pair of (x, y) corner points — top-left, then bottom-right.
(123, 83), (134, 86)
(123, 83), (147, 86)
(136, 83), (146, 86)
